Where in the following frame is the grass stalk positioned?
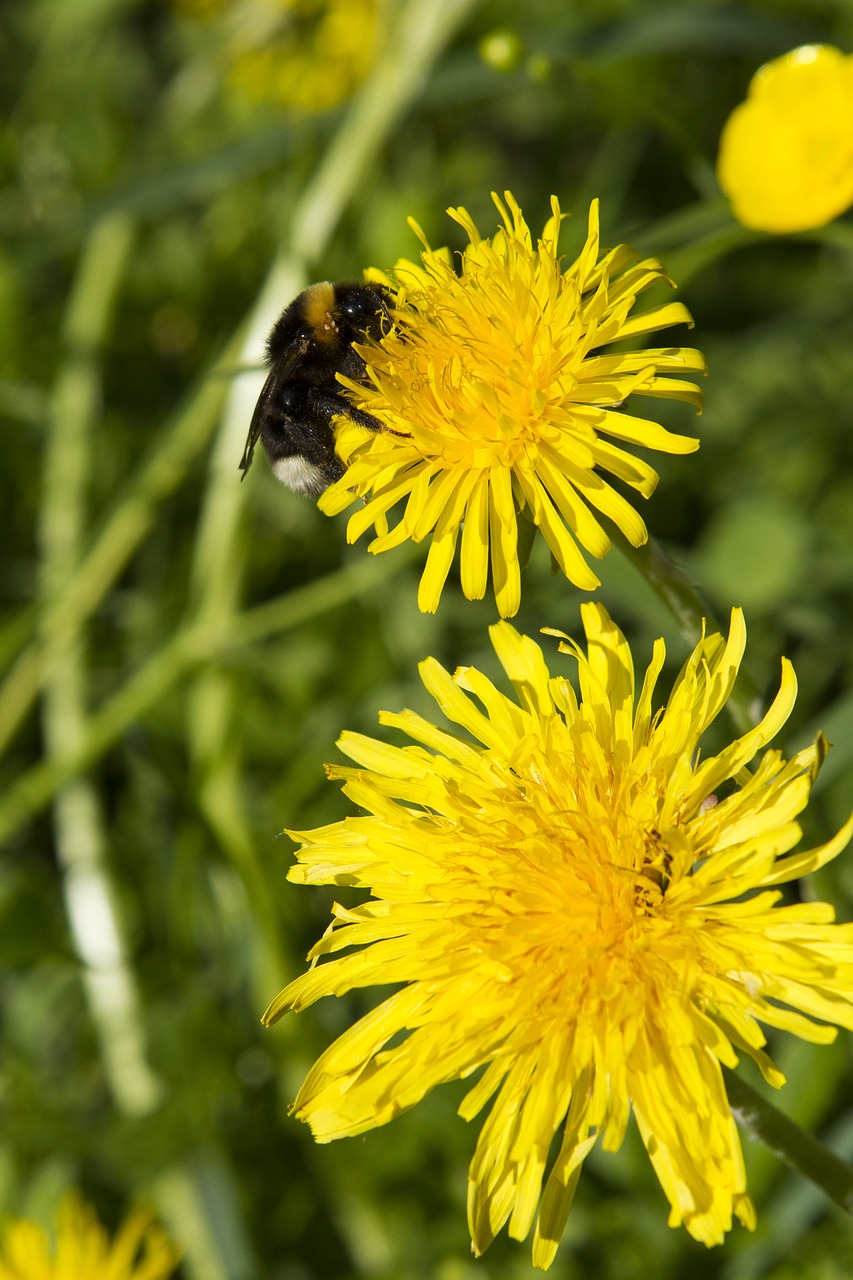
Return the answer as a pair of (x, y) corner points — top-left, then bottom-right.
(0, 549), (416, 848)
(37, 211), (164, 1116)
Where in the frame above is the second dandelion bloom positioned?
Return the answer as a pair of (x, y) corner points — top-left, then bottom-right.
(320, 193), (705, 616)
(266, 607), (853, 1269)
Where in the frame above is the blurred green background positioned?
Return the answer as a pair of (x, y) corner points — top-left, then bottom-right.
(3, 0), (853, 1276)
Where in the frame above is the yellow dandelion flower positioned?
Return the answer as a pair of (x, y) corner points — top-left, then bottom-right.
(319, 193), (705, 617)
(265, 605), (853, 1269)
(0, 1194), (178, 1280)
(717, 44), (853, 233)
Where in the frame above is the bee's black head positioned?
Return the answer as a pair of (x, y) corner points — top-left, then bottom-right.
(265, 281), (393, 379)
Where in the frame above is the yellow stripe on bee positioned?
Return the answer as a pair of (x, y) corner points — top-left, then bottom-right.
(303, 281), (338, 343)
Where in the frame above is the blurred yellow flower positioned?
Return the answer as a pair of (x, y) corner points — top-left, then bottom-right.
(717, 45), (853, 233)
(176, 0), (385, 112)
(266, 606), (853, 1268)
(321, 194), (704, 617)
(0, 1195), (178, 1280)
(230, 0), (384, 111)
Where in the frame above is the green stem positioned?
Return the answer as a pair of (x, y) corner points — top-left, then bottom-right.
(0, 548), (416, 847)
(38, 212), (164, 1118)
(615, 531), (762, 735)
(0, 335), (239, 760)
(726, 1070), (853, 1215)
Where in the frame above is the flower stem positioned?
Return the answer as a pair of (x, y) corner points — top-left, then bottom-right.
(38, 211), (164, 1117)
(0, 547), (417, 847)
(0, 335), (238, 761)
(726, 1070), (853, 1215)
(615, 531), (762, 734)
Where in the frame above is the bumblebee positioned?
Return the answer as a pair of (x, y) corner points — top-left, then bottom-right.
(239, 280), (394, 496)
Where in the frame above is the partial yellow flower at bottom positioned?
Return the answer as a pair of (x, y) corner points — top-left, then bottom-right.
(0, 1195), (178, 1280)
(717, 44), (853, 232)
(265, 606), (853, 1269)
(321, 193), (704, 617)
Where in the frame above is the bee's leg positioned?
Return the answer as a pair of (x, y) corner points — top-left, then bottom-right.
(304, 390), (385, 434)
(308, 392), (413, 444)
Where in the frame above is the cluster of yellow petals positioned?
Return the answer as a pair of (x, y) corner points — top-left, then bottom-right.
(321, 193), (704, 617)
(266, 606), (853, 1268)
(0, 1195), (178, 1280)
(717, 44), (853, 233)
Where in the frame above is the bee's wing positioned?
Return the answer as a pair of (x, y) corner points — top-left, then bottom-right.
(239, 336), (309, 478)
(239, 367), (278, 477)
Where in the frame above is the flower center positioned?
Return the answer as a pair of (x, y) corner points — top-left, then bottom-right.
(367, 259), (589, 470)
